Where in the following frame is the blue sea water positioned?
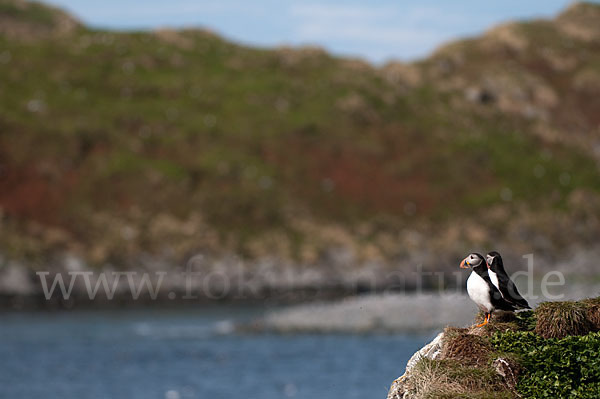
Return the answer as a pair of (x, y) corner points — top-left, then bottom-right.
(0, 306), (429, 399)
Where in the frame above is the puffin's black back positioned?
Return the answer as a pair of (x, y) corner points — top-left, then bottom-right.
(487, 251), (530, 309)
(472, 261), (517, 312)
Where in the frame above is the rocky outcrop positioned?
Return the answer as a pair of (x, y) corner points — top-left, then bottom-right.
(386, 329), (523, 399)
(387, 332), (444, 399)
(386, 298), (600, 398)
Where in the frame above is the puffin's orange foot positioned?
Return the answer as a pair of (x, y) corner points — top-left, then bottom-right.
(475, 313), (491, 327)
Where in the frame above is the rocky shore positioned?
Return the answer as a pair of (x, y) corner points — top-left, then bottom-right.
(2, 247), (599, 311)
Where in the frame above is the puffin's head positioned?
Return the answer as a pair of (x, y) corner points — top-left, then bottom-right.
(460, 253), (485, 269)
(486, 251), (502, 271)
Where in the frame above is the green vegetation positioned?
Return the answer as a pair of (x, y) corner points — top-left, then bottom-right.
(491, 331), (600, 398)
(2, 1), (600, 265)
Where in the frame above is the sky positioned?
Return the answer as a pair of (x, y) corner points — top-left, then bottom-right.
(43, 0), (597, 63)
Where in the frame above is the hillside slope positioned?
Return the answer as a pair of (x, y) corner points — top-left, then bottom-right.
(1, 1), (600, 273)
(388, 298), (600, 398)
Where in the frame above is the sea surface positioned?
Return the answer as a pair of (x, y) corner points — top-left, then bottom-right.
(0, 306), (430, 399)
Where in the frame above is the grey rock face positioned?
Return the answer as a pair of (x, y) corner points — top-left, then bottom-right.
(387, 332), (445, 399)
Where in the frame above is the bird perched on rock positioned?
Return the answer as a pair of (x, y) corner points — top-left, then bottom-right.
(486, 251), (530, 309)
(460, 253), (517, 327)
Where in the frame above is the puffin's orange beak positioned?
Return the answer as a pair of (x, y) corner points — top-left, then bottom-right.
(459, 258), (470, 269)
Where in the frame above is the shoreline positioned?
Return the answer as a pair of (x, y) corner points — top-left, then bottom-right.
(0, 286), (437, 311)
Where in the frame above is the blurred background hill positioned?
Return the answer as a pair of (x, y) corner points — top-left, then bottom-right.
(1, 0), (600, 298)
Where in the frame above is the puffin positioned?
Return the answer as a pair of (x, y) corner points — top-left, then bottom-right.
(486, 251), (530, 309)
(460, 252), (517, 326)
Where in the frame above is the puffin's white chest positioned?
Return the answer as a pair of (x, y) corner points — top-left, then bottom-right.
(488, 270), (499, 291)
(467, 271), (493, 312)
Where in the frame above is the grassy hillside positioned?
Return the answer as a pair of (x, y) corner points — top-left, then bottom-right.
(390, 298), (600, 398)
(1, 0), (600, 267)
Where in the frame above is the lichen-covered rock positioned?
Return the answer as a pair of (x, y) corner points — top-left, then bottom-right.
(493, 357), (521, 390)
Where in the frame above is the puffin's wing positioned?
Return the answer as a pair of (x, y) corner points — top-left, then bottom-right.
(490, 284), (518, 311)
(498, 273), (530, 309)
